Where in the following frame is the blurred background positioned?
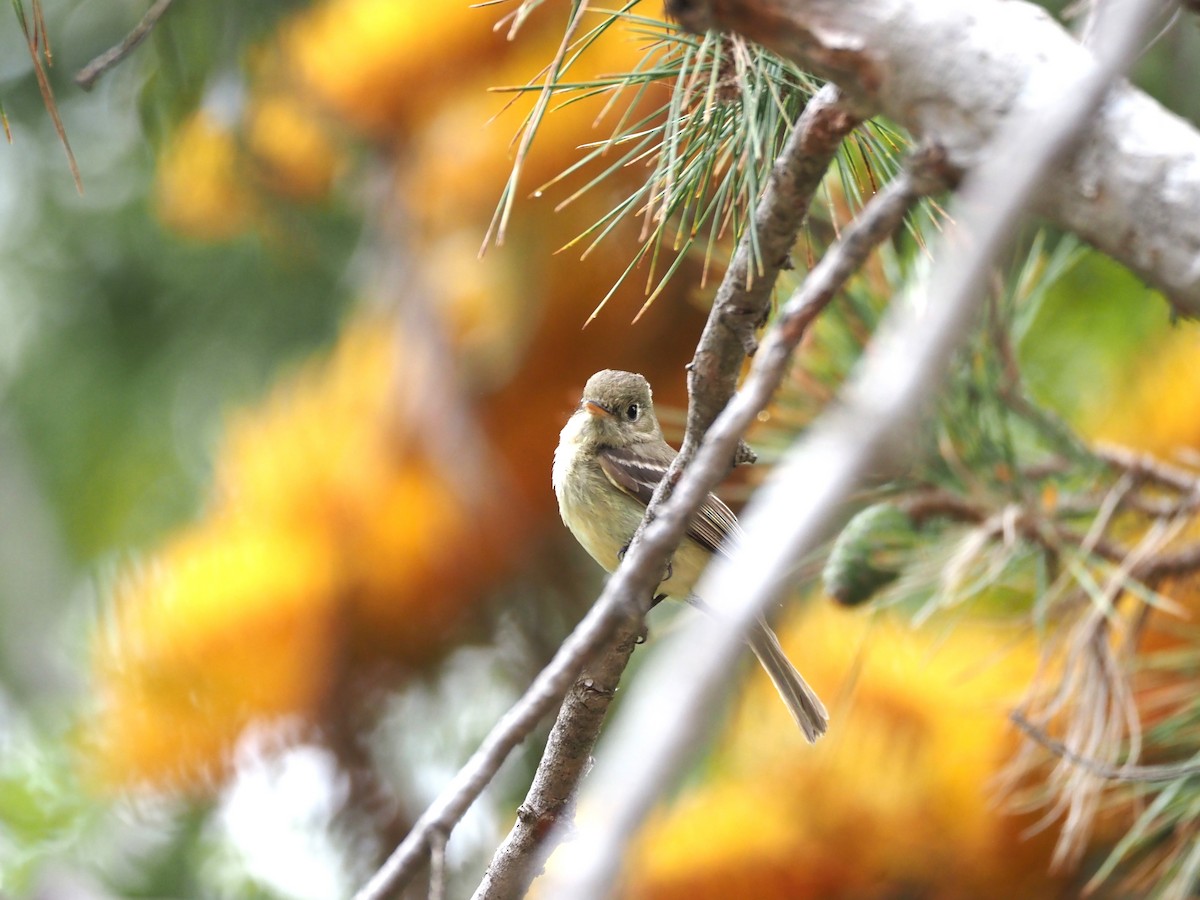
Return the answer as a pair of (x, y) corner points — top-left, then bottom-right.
(1, 1), (1199, 898)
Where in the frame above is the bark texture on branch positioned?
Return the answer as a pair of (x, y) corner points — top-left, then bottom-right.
(471, 619), (643, 900)
(667, 0), (1200, 316)
(681, 83), (861, 459)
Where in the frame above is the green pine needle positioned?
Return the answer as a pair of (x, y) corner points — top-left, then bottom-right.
(487, 4), (905, 319)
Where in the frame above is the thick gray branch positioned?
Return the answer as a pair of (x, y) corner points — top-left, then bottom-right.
(667, 0), (1200, 316)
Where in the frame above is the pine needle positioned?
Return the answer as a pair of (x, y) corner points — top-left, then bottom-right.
(486, 5), (895, 315)
(12, 0), (82, 193)
(481, 0), (591, 253)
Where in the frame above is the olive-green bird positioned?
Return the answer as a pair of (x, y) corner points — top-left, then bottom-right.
(553, 369), (827, 742)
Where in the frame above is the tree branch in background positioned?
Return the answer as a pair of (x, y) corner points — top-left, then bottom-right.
(545, 1), (1169, 895)
(1096, 444), (1200, 497)
(74, 0), (177, 90)
(470, 88), (860, 900)
(666, 0), (1200, 317)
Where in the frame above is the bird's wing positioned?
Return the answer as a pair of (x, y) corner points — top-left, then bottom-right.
(596, 445), (742, 557)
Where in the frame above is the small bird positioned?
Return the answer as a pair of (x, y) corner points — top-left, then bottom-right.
(553, 369), (828, 741)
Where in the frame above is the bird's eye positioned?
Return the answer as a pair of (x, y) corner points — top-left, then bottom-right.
(625, 402), (640, 421)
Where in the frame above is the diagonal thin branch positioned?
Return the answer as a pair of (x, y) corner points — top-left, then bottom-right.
(544, 1), (1168, 895)
(352, 566), (652, 900)
(74, 0), (178, 90)
(1011, 712), (1200, 784)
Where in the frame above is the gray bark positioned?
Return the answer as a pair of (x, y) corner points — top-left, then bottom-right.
(668, 0), (1200, 315)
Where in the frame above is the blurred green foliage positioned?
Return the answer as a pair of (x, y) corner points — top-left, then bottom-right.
(2, 2), (358, 895)
(6, 205), (360, 558)
(1022, 251), (1175, 424)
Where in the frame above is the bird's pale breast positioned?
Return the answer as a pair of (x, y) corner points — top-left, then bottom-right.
(553, 415), (708, 598)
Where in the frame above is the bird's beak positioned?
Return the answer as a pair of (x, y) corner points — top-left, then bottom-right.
(583, 399), (613, 418)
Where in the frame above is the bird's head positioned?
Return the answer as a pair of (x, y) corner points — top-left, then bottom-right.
(574, 369), (663, 445)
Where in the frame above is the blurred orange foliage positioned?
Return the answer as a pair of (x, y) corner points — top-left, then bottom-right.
(91, 522), (338, 787)
(244, 91), (344, 200)
(156, 1), (663, 240)
(155, 111), (258, 240)
(88, 323), (493, 787)
(281, 0), (511, 138)
(155, 96), (342, 239)
(97, 2), (711, 790)
(617, 606), (1073, 899)
(1090, 325), (1200, 456)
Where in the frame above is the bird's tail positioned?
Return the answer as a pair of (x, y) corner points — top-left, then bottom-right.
(747, 618), (829, 743)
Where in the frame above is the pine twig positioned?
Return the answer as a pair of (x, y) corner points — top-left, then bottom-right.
(1011, 712), (1200, 784)
(897, 487), (1200, 584)
(74, 0), (178, 90)
(1095, 444), (1200, 497)
(481, 0), (590, 251)
(13, 0), (82, 193)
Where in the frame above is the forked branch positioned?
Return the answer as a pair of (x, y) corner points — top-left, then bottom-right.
(470, 86), (862, 900)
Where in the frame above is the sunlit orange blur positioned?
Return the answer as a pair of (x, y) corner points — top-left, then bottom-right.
(1091, 326), (1200, 456)
(95, 2), (711, 791)
(611, 606), (1074, 899)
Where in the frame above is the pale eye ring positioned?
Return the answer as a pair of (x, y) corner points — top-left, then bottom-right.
(625, 402), (640, 421)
